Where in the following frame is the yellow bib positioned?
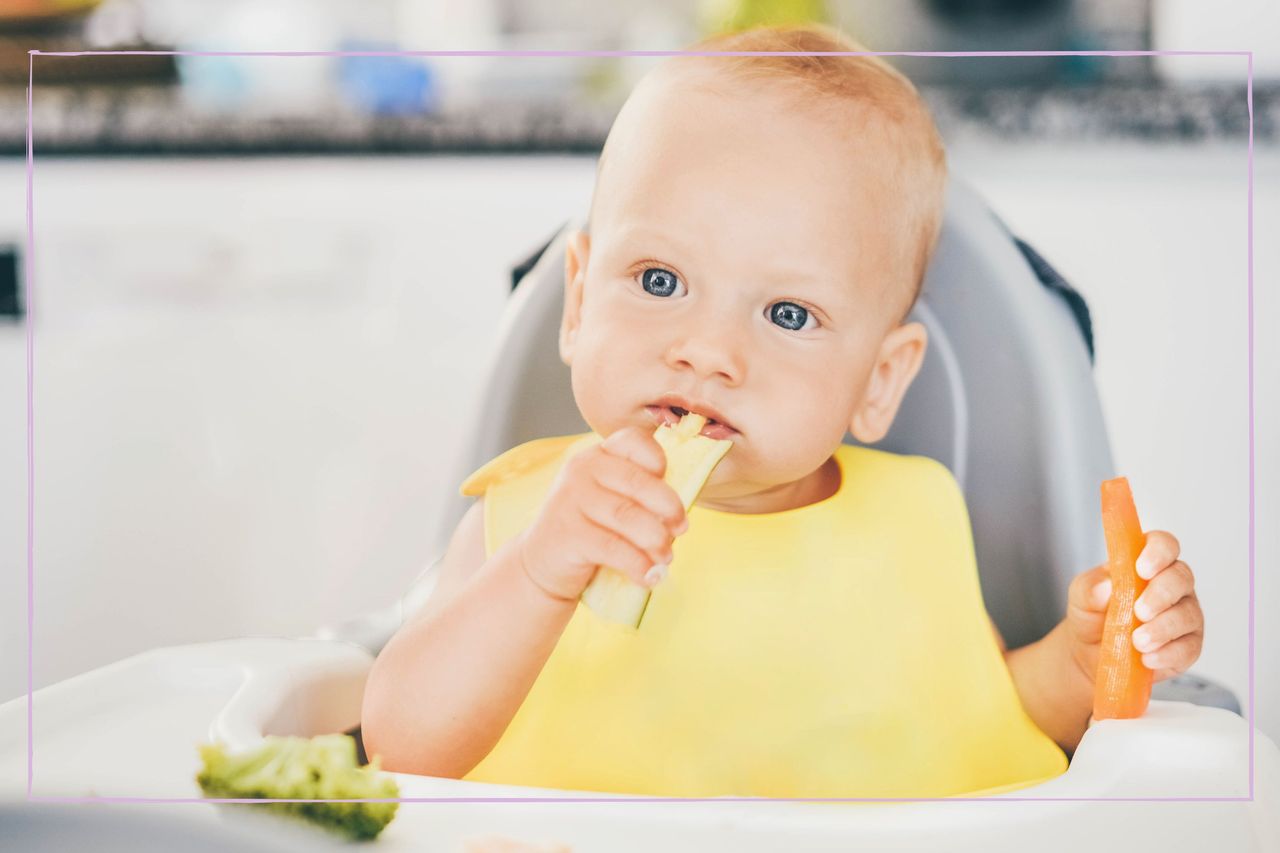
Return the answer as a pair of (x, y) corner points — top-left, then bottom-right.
(457, 433), (1067, 798)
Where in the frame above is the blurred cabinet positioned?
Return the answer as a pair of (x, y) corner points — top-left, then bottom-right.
(0, 155), (596, 699)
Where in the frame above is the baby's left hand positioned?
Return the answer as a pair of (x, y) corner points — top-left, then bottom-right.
(1066, 530), (1205, 684)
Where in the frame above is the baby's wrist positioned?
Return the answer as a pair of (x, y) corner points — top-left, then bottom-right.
(512, 536), (580, 606)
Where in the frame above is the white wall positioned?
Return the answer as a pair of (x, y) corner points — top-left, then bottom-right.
(1, 143), (1275, 750)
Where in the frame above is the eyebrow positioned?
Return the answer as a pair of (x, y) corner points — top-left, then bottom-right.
(618, 226), (844, 302)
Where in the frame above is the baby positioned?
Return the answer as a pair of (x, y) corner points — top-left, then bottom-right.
(362, 24), (1204, 798)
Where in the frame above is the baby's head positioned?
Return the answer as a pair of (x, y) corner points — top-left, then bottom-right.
(559, 25), (948, 512)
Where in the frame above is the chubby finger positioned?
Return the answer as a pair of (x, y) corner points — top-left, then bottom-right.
(579, 514), (669, 588)
(589, 452), (686, 531)
(1131, 595), (1204, 653)
(600, 427), (667, 478)
(580, 487), (674, 567)
(1139, 631), (1203, 674)
(1135, 530), (1181, 580)
(1068, 564), (1112, 614)
(1134, 560), (1196, 622)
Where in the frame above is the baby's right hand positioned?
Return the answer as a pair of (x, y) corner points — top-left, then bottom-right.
(516, 426), (689, 602)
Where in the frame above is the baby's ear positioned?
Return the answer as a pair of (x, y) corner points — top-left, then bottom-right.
(849, 321), (928, 444)
(558, 229), (590, 366)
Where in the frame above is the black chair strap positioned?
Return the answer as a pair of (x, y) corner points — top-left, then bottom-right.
(1012, 237), (1096, 364)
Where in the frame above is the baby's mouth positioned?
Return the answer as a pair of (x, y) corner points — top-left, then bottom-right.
(643, 405), (738, 441)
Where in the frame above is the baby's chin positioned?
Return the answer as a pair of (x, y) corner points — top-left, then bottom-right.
(691, 474), (801, 514)
(699, 449), (845, 511)
(692, 456), (779, 502)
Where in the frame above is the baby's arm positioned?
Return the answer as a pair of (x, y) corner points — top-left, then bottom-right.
(360, 427), (687, 778)
(360, 498), (576, 777)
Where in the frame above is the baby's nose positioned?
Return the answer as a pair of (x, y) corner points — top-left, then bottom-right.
(664, 326), (745, 384)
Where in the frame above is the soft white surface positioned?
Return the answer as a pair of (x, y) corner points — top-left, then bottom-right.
(0, 637), (1275, 851)
(0, 142), (1275, 756)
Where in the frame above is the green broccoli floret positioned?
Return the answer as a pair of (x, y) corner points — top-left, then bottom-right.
(196, 734), (399, 841)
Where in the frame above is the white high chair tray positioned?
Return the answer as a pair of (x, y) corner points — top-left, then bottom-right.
(1, 637), (1276, 852)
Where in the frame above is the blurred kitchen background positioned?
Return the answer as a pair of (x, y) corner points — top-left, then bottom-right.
(0, 0), (1277, 746)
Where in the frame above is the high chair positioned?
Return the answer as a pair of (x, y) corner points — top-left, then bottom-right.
(334, 176), (1240, 709)
(2, 179), (1274, 852)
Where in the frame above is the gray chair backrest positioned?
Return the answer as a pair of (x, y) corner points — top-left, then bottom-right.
(439, 177), (1114, 649)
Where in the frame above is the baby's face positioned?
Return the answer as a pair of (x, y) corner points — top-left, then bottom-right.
(560, 67), (926, 512)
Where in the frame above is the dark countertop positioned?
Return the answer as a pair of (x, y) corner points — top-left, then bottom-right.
(2, 81), (1273, 157)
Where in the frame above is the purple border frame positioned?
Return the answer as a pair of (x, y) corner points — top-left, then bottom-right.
(24, 48), (1256, 806)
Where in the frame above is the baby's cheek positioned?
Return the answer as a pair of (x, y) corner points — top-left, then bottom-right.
(789, 392), (855, 443)
(741, 432), (820, 486)
(569, 350), (640, 431)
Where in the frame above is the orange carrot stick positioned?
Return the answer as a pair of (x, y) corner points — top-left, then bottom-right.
(1093, 476), (1154, 720)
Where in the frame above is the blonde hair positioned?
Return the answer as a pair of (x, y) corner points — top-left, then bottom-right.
(594, 24), (948, 321)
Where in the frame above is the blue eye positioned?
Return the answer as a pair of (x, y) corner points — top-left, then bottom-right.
(770, 301), (815, 331)
(640, 267), (684, 297)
